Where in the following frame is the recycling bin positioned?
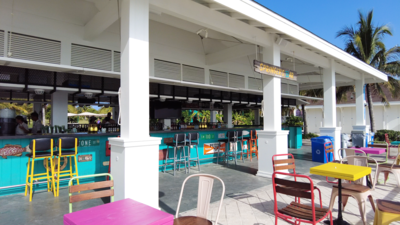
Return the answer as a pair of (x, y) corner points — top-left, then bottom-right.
(311, 136), (334, 163)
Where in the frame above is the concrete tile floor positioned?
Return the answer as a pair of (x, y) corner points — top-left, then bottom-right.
(0, 145), (399, 225)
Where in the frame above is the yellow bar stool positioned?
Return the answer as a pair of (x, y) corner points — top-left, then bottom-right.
(25, 138), (55, 201)
(55, 137), (79, 197)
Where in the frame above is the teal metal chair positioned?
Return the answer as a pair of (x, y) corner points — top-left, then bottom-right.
(68, 173), (114, 213)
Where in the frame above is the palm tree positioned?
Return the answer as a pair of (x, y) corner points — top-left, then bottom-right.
(336, 10), (400, 132)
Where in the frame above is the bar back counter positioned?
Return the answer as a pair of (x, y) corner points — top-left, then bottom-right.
(0, 133), (118, 196)
(0, 127), (260, 196)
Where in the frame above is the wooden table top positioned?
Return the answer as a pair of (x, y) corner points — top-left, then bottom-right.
(174, 216), (212, 225)
(310, 163), (371, 181)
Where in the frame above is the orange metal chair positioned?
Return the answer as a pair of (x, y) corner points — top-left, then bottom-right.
(324, 141), (338, 184)
(247, 130), (258, 161)
(272, 172), (333, 225)
(272, 153), (322, 207)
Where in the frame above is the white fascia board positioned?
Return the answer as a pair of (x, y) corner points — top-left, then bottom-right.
(0, 57), (120, 78)
(305, 102), (399, 109)
(215, 0), (388, 82)
(150, 0), (271, 47)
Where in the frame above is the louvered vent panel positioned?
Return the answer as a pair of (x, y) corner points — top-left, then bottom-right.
(182, 65), (204, 83)
(289, 84), (298, 95)
(210, 70), (228, 87)
(71, 44), (112, 71)
(248, 77), (262, 90)
(8, 32), (61, 64)
(281, 83), (288, 93)
(113, 51), (120, 72)
(229, 74), (244, 88)
(0, 31), (4, 57)
(154, 59), (181, 81)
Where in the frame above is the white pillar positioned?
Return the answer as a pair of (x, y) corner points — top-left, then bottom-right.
(51, 92), (68, 127)
(352, 74), (369, 144)
(254, 109), (260, 125)
(223, 104), (233, 128)
(320, 59), (341, 159)
(33, 103), (41, 114)
(210, 111), (217, 123)
(108, 0), (161, 209)
(257, 38), (289, 178)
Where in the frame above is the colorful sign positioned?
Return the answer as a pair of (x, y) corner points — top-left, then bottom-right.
(203, 143), (225, 155)
(79, 139), (100, 147)
(254, 60), (297, 81)
(201, 133), (215, 140)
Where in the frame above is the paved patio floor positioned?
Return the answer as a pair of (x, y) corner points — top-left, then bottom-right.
(0, 143), (399, 225)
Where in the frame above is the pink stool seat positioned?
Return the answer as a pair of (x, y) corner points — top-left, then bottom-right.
(64, 198), (174, 225)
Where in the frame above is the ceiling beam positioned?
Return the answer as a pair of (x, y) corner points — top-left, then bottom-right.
(208, 3), (228, 10)
(230, 12), (248, 19)
(265, 28), (280, 34)
(150, 0), (271, 47)
(248, 21), (268, 27)
(84, 0), (118, 41)
(206, 44), (256, 65)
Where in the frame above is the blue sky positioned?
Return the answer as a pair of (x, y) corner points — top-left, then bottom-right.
(254, 0), (400, 49)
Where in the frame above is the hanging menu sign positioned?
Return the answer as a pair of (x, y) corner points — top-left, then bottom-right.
(254, 60), (297, 81)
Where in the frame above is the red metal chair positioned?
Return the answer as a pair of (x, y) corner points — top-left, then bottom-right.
(273, 171), (333, 225)
(106, 141), (111, 180)
(272, 153), (322, 207)
(324, 142), (338, 184)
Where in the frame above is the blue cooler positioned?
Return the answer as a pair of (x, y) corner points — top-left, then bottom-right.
(311, 136), (334, 163)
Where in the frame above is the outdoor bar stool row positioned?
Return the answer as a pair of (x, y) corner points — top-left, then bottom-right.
(216, 130), (258, 165)
(25, 137), (80, 201)
(162, 133), (201, 176)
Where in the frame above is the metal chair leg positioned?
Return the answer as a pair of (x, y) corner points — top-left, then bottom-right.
(173, 147), (177, 176)
(196, 145), (201, 171)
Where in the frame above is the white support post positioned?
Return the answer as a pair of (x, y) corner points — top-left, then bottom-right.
(254, 109), (260, 125)
(108, 0), (161, 209)
(257, 38), (289, 178)
(223, 104), (233, 128)
(51, 92), (68, 127)
(320, 59), (341, 159)
(352, 74), (369, 144)
(210, 111), (217, 123)
(33, 103), (41, 115)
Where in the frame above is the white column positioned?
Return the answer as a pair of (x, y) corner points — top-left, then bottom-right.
(223, 104), (233, 128)
(210, 111), (217, 123)
(257, 38), (289, 178)
(254, 109), (260, 125)
(33, 103), (41, 114)
(108, 0), (161, 209)
(51, 92), (68, 127)
(352, 74), (369, 144)
(320, 59), (341, 159)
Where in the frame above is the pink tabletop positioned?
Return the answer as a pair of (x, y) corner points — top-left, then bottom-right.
(350, 147), (386, 155)
(64, 198), (174, 225)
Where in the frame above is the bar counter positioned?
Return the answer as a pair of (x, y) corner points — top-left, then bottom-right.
(150, 126), (262, 172)
(0, 132), (119, 196)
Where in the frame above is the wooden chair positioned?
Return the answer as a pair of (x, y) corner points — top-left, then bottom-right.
(373, 200), (400, 225)
(247, 130), (258, 161)
(55, 137), (79, 197)
(68, 173), (114, 213)
(175, 174), (225, 225)
(328, 156), (378, 225)
(324, 142), (338, 184)
(272, 171), (333, 225)
(25, 138), (55, 202)
(375, 149), (400, 187)
(272, 153), (322, 207)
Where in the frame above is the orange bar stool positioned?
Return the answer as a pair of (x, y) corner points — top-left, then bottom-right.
(25, 138), (55, 201)
(247, 130), (258, 161)
(54, 137), (79, 197)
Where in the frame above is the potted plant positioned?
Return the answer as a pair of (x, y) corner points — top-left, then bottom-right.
(282, 116), (304, 149)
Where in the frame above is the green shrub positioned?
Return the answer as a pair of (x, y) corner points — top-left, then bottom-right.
(374, 129), (400, 141)
(303, 132), (319, 139)
(282, 116), (304, 127)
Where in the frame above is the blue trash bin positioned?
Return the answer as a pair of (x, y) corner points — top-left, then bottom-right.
(311, 136), (334, 163)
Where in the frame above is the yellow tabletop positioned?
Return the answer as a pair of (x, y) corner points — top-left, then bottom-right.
(310, 163), (371, 181)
